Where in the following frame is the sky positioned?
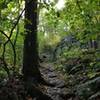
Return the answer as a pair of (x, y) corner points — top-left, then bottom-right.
(55, 0), (65, 10)
(46, 0), (65, 10)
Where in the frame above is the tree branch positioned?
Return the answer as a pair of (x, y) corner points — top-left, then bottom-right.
(0, 29), (16, 69)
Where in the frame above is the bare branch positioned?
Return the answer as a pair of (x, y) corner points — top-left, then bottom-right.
(0, 29), (16, 67)
(9, 8), (25, 41)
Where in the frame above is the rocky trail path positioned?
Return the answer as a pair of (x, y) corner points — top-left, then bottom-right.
(40, 63), (75, 100)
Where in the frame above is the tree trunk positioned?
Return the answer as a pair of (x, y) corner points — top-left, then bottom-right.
(23, 0), (41, 80)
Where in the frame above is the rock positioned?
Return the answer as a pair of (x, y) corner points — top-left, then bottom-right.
(48, 73), (57, 78)
(89, 92), (100, 100)
(76, 77), (100, 99)
(56, 81), (65, 88)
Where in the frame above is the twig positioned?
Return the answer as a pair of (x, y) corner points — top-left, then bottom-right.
(9, 8), (25, 42)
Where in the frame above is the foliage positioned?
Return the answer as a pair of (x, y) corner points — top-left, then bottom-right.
(0, 0), (100, 99)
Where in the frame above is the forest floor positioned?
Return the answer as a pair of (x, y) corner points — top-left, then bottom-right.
(0, 62), (76, 100)
(0, 61), (100, 100)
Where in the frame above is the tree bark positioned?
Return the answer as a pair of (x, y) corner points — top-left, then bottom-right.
(22, 0), (55, 87)
(23, 0), (41, 80)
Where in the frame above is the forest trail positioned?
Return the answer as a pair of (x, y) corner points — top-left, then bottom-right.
(40, 62), (75, 100)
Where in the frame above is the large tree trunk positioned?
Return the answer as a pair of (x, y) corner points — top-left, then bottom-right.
(23, 0), (41, 80)
(22, 0), (55, 87)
